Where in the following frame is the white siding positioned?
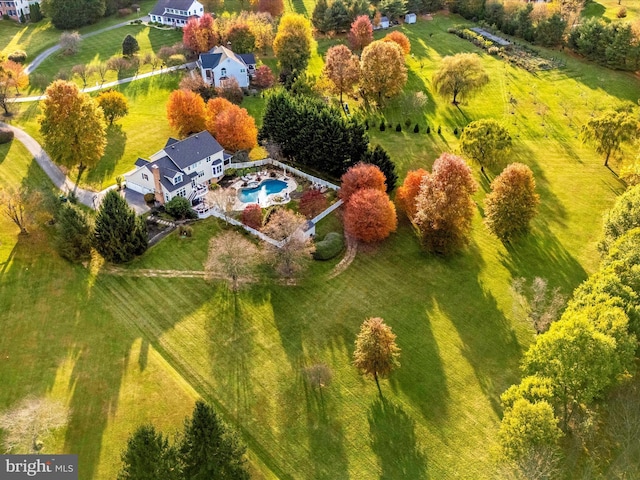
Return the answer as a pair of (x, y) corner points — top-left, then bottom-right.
(125, 168), (156, 194)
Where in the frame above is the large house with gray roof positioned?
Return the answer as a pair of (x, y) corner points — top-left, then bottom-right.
(149, 0), (203, 27)
(197, 45), (256, 88)
(125, 131), (231, 205)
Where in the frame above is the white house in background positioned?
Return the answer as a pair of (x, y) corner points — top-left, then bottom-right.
(0, 0), (38, 22)
(149, 0), (203, 27)
(405, 12), (417, 24)
(379, 16), (390, 29)
(125, 131), (232, 205)
(197, 46), (256, 88)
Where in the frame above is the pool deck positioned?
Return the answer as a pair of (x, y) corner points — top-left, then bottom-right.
(229, 172), (298, 210)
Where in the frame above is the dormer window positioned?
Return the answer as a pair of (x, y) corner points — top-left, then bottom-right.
(174, 174), (183, 184)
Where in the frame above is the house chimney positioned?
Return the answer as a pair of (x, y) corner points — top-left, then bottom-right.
(151, 165), (164, 204)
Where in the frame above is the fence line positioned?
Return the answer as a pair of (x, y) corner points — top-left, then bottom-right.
(230, 158), (340, 190)
(311, 199), (343, 224)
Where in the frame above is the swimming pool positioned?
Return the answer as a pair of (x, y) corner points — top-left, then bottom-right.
(238, 179), (288, 203)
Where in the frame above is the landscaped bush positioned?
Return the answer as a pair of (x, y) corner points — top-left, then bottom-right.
(178, 225), (193, 237)
(313, 232), (344, 260)
(117, 8), (132, 16)
(143, 193), (155, 204)
(8, 50), (27, 64)
(164, 196), (197, 220)
(0, 127), (14, 144)
(167, 54), (186, 67)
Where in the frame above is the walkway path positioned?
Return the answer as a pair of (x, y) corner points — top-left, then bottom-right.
(14, 62), (195, 103)
(327, 235), (358, 279)
(25, 16), (150, 75)
(0, 122), (97, 208)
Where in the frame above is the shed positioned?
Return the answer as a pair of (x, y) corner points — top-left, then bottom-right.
(380, 16), (389, 29)
(405, 12), (416, 24)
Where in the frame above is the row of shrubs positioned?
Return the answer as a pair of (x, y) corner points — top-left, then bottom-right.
(365, 120), (469, 136)
(448, 27), (495, 50)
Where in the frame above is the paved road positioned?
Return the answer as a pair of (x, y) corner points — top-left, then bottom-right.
(14, 62), (196, 103)
(1, 122), (98, 208)
(25, 16), (150, 75)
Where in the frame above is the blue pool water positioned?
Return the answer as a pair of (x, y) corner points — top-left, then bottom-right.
(238, 179), (288, 203)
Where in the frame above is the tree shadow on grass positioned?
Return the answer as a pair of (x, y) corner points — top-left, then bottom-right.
(0, 142), (9, 166)
(426, 243), (522, 416)
(206, 288), (256, 419)
(302, 375), (349, 480)
(85, 124), (126, 190)
(499, 226), (587, 295)
(368, 398), (428, 479)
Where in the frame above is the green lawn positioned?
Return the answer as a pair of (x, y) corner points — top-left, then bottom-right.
(583, 0), (640, 21)
(30, 25), (182, 87)
(2, 11), (639, 480)
(0, 0), (157, 60)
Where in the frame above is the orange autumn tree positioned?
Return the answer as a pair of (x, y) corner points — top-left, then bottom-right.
(183, 14), (219, 54)
(212, 104), (258, 152)
(205, 97), (234, 135)
(344, 188), (397, 243)
(396, 168), (429, 220)
(256, 0), (284, 18)
(339, 163), (387, 203)
(166, 89), (206, 138)
(383, 31), (411, 55)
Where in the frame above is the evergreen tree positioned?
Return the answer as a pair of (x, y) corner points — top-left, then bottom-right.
(93, 190), (147, 263)
(362, 145), (398, 192)
(117, 425), (180, 480)
(324, 0), (351, 32)
(30, 2), (43, 21)
(55, 204), (92, 263)
(179, 400), (250, 480)
(311, 0), (329, 33)
(42, 0), (105, 29)
(122, 34), (140, 56)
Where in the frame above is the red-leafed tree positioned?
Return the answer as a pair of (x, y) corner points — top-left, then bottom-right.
(252, 65), (275, 88)
(414, 153), (478, 255)
(256, 0), (284, 18)
(344, 188), (397, 243)
(348, 15), (373, 52)
(241, 204), (263, 229)
(212, 105), (258, 152)
(205, 97), (234, 134)
(299, 189), (328, 219)
(183, 14), (218, 54)
(339, 163), (387, 203)
(322, 45), (360, 104)
(166, 89), (206, 138)
(383, 31), (411, 55)
(396, 168), (429, 220)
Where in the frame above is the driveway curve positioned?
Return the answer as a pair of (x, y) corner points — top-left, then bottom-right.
(25, 17), (150, 75)
(0, 122), (97, 208)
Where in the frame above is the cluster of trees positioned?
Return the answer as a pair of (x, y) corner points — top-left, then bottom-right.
(41, 0), (134, 29)
(497, 184), (640, 477)
(568, 18), (640, 71)
(260, 90), (398, 184)
(312, 0), (370, 34)
(205, 207), (314, 286)
(118, 400), (249, 480)
(451, 0), (640, 69)
(56, 190), (147, 264)
(322, 35), (408, 108)
(397, 151), (539, 251)
(166, 90), (258, 151)
(340, 163), (397, 243)
(183, 12), (276, 55)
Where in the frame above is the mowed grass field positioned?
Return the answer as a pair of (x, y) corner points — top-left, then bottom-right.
(1, 10), (639, 480)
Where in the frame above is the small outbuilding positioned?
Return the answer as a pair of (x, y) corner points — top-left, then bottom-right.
(405, 12), (416, 24)
(379, 16), (390, 29)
